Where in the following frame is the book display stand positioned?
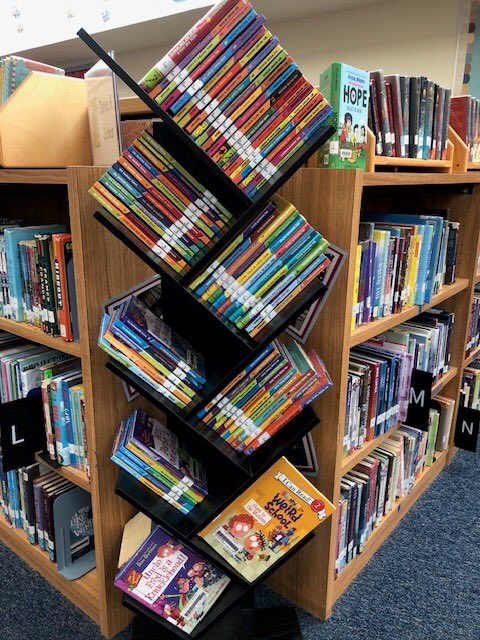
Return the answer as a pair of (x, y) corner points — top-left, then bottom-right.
(76, 25), (339, 640)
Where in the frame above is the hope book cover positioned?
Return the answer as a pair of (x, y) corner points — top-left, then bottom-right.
(115, 525), (230, 634)
(318, 62), (369, 169)
(198, 457), (334, 582)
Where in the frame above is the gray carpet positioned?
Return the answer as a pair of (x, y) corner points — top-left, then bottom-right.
(0, 449), (478, 640)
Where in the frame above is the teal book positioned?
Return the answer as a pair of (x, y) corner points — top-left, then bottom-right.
(4, 225), (66, 322)
(319, 62), (370, 169)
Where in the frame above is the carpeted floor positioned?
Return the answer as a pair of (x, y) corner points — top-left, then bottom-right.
(0, 449), (478, 640)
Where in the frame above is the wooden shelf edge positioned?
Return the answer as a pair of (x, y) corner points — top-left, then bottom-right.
(0, 317), (82, 357)
(0, 169), (68, 185)
(464, 344), (480, 368)
(35, 452), (91, 493)
(334, 450), (448, 600)
(0, 515), (99, 623)
(119, 96), (153, 117)
(371, 156), (452, 170)
(467, 162), (480, 170)
(350, 280), (470, 347)
(340, 422), (402, 475)
(362, 172), (480, 187)
(431, 366), (458, 396)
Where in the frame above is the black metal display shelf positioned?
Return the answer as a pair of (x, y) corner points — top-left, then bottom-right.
(77, 29), (334, 215)
(108, 356), (319, 474)
(115, 404), (318, 538)
(121, 530), (314, 640)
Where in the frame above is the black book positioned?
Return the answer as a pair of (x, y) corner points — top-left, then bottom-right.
(445, 222), (459, 284)
(423, 80), (435, 160)
(399, 75), (410, 157)
(417, 77), (428, 159)
(409, 77), (421, 158)
(441, 88), (452, 160)
(371, 70), (393, 157)
(369, 78), (384, 155)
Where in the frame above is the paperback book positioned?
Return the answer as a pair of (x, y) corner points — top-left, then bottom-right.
(115, 525), (231, 634)
(199, 456), (334, 582)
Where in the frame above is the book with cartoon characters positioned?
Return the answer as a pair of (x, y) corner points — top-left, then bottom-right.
(198, 456), (335, 582)
(318, 63), (369, 169)
(114, 525), (231, 634)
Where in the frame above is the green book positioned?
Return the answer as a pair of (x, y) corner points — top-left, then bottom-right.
(318, 62), (369, 170)
(425, 409), (439, 466)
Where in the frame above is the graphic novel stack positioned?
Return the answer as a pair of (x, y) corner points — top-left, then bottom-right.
(189, 195), (331, 337)
(138, 0), (333, 195)
(198, 338), (331, 454)
(111, 408), (207, 514)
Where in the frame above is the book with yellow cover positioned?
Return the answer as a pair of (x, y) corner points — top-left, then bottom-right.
(198, 457), (334, 582)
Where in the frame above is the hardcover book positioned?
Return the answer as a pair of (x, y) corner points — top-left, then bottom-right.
(115, 526), (230, 634)
(319, 63), (369, 169)
(199, 456), (334, 582)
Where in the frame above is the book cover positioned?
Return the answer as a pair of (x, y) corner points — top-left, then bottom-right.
(115, 526), (230, 633)
(199, 456), (334, 582)
(319, 62), (369, 169)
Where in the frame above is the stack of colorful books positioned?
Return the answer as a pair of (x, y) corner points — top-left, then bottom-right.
(189, 196), (331, 337)
(112, 408), (207, 514)
(198, 338), (331, 454)
(138, 0), (332, 196)
(89, 130), (233, 276)
(99, 291), (206, 410)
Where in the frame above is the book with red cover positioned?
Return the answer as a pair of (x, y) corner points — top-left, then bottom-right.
(52, 234), (74, 342)
(450, 95), (471, 145)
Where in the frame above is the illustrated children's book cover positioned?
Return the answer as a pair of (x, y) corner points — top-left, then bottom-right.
(115, 525), (231, 634)
(318, 63), (370, 169)
(198, 457), (335, 582)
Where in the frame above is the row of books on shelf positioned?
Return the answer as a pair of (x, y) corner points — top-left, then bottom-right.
(0, 223), (78, 342)
(139, 0), (332, 195)
(450, 95), (480, 164)
(465, 284), (480, 357)
(461, 359), (480, 409)
(337, 409), (451, 574)
(0, 332), (88, 471)
(41, 358), (88, 472)
(0, 56), (65, 104)
(352, 213), (458, 330)
(0, 460), (92, 562)
(115, 456), (334, 633)
(346, 309), (454, 457)
(369, 71), (451, 160)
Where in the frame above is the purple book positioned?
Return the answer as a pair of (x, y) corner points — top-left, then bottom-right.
(362, 240), (376, 324)
(115, 526), (230, 634)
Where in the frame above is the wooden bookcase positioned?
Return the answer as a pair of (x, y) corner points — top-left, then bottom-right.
(0, 167), (155, 638)
(267, 168), (480, 619)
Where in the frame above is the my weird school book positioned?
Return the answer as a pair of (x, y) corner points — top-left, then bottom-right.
(198, 456), (334, 582)
(115, 526), (230, 634)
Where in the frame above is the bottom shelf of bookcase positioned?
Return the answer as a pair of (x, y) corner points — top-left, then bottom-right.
(333, 449), (448, 600)
(0, 514), (99, 623)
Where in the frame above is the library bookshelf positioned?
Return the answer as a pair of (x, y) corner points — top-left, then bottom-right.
(267, 168), (480, 620)
(0, 167), (155, 638)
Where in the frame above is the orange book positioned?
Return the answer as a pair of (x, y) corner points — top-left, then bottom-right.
(52, 233), (74, 342)
(199, 456), (334, 582)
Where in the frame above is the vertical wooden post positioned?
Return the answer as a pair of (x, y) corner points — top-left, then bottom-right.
(267, 168), (363, 618)
(68, 167), (154, 638)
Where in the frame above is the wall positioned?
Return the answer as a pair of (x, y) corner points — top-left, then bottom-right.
(115, 0), (471, 97)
